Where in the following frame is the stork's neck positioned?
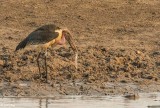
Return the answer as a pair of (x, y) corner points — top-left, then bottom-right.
(55, 29), (66, 45)
(57, 34), (66, 45)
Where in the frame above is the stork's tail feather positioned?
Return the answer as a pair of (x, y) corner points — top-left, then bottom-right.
(15, 38), (28, 51)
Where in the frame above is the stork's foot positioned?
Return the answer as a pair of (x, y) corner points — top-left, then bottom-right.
(40, 72), (48, 83)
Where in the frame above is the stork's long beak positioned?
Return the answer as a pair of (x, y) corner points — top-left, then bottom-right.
(62, 29), (78, 53)
(62, 29), (78, 70)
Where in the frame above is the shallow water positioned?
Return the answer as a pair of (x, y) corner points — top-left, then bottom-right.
(0, 93), (160, 108)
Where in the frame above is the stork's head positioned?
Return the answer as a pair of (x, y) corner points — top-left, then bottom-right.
(62, 29), (78, 53)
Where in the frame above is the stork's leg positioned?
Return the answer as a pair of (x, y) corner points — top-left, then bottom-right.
(44, 54), (48, 82)
(44, 51), (48, 83)
(37, 52), (41, 78)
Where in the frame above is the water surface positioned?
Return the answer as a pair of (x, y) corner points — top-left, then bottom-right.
(0, 93), (160, 108)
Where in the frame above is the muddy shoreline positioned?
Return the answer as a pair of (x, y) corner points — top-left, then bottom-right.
(0, 46), (160, 97)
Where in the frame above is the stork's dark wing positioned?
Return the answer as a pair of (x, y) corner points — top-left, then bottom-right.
(15, 24), (60, 51)
(27, 29), (59, 45)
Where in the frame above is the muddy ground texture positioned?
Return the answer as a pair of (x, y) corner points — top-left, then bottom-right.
(0, 0), (160, 97)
